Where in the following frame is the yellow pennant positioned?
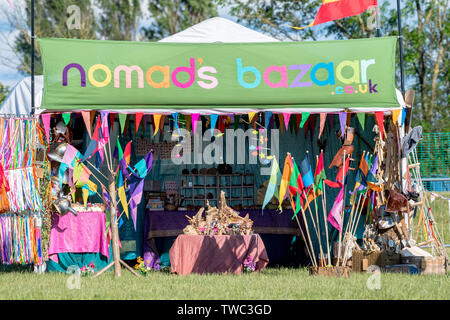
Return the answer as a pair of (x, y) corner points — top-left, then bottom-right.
(153, 114), (162, 136)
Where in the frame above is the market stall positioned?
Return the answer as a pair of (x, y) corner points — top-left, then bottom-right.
(3, 17), (446, 277)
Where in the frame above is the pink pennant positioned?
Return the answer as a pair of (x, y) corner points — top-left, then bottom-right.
(41, 113), (51, 143)
(62, 144), (79, 169)
(318, 113), (326, 139)
(192, 114), (200, 136)
(283, 113), (291, 130)
(81, 111), (92, 138)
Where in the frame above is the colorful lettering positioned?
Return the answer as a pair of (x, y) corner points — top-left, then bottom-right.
(114, 65), (144, 88)
(171, 58), (196, 89)
(62, 63), (86, 87)
(88, 64), (111, 88)
(146, 65), (170, 88)
(236, 58), (261, 89)
(289, 64), (312, 88)
(263, 65), (287, 88)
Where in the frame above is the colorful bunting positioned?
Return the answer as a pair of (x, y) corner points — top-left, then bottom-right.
(119, 114), (127, 135)
(265, 111), (272, 129)
(283, 113), (291, 130)
(318, 113), (326, 139)
(300, 112), (310, 128)
(339, 112), (347, 138)
(62, 113), (71, 126)
(191, 114), (200, 136)
(41, 113), (51, 143)
(153, 114), (162, 136)
(357, 112), (366, 130)
(81, 111), (91, 138)
(135, 113), (143, 135)
(375, 111), (385, 140)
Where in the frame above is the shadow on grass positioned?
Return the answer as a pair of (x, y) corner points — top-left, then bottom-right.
(1, 264), (34, 273)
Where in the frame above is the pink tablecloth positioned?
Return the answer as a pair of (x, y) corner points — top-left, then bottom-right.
(48, 211), (109, 263)
(170, 234), (269, 275)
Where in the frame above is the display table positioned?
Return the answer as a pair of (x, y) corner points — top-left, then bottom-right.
(47, 211), (111, 272)
(144, 209), (305, 268)
(170, 234), (269, 275)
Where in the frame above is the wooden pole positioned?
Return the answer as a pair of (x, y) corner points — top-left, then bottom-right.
(321, 178), (331, 266)
(294, 215), (315, 267)
(302, 189), (324, 265)
(298, 203), (318, 267)
(109, 172), (122, 277)
(336, 150), (346, 266)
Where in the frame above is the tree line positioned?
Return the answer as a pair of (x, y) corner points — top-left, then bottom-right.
(0, 0), (447, 132)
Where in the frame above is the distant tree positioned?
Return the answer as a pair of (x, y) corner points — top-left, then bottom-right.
(0, 82), (9, 105)
(96, 0), (143, 41)
(223, 0), (449, 132)
(142, 0), (218, 40)
(1, 0), (97, 76)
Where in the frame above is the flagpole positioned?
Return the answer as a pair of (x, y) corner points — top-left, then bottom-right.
(30, 0), (35, 116)
(294, 215), (315, 268)
(336, 150), (346, 266)
(318, 152), (331, 266)
(313, 154), (325, 266)
(321, 178), (331, 266)
(298, 202), (318, 267)
(396, 0), (405, 95)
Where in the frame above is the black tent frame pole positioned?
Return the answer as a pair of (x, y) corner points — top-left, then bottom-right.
(396, 0), (406, 95)
(31, 0), (35, 116)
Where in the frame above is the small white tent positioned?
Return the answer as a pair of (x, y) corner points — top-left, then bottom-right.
(0, 75), (44, 116)
(0, 17), (404, 115)
(0, 17), (279, 116)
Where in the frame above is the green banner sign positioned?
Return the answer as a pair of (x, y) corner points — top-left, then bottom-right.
(38, 37), (398, 110)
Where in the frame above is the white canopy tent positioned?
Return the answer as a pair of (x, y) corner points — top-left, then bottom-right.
(0, 17), (404, 116)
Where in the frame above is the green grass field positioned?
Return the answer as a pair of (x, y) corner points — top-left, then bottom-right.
(0, 192), (448, 300)
(0, 266), (448, 300)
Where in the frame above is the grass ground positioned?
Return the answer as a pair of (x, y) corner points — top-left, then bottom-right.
(0, 193), (448, 300)
(0, 266), (448, 300)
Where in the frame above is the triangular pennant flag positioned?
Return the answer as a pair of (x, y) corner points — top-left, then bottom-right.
(109, 113), (115, 131)
(265, 111), (272, 129)
(117, 171), (129, 219)
(185, 114), (191, 132)
(153, 114), (162, 136)
(119, 114), (127, 134)
(277, 114), (284, 134)
(375, 112), (385, 140)
(318, 113), (326, 139)
(90, 110), (96, 129)
(172, 112), (181, 135)
(41, 113), (51, 143)
(81, 111), (91, 138)
(159, 115), (166, 138)
(62, 113), (71, 126)
(248, 112), (257, 123)
(357, 112), (366, 130)
(295, 114), (301, 133)
(300, 112), (310, 128)
(283, 113), (291, 130)
(401, 108), (407, 126)
(191, 113), (200, 136)
(210, 114), (218, 132)
(392, 109), (401, 126)
(135, 113), (143, 135)
(339, 112), (347, 138)
(262, 157), (281, 210)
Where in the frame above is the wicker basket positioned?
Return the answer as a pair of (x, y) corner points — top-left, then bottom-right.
(309, 266), (351, 278)
(401, 256), (447, 275)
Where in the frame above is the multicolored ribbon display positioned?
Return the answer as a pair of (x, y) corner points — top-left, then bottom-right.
(0, 118), (43, 212)
(0, 214), (42, 265)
